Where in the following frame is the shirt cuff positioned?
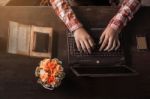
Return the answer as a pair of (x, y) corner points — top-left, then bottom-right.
(66, 18), (83, 32)
(108, 16), (126, 31)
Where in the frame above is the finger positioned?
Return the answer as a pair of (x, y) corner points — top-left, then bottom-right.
(115, 40), (120, 50)
(84, 39), (91, 54)
(99, 37), (108, 51)
(104, 37), (113, 51)
(99, 33), (105, 44)
(108, 40), (116, 52)
(88, 39), (95, 48)
(75, 39), (81, 52)
(80, 41), (87, 53)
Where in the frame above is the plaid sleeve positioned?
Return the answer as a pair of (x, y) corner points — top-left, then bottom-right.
(108, 0), (141, 31)
(49, 0), (82, 32)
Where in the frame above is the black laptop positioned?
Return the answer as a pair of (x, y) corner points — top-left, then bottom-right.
(67, 28), (138, 77)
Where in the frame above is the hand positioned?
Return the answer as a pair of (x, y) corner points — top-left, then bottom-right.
(99, 26), (120, 52)
(74, 27), (95, 54)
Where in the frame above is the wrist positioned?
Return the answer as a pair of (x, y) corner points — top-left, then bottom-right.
(68, 20), (83, 32)
(108, 19), (123, 33)
(107, 24), (121, 35)
(73, 27), (84, 34)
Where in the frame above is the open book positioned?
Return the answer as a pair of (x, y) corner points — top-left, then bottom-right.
(8, 21), (53, 58)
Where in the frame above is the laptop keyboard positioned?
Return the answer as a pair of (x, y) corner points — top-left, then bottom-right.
(68, 37), (123, 57)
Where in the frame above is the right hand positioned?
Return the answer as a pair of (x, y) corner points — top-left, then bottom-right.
(73, 27), (95, 54)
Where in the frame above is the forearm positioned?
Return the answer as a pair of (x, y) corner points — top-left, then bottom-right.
(108, 0), (141, 31)
(49, 0), (82, 32)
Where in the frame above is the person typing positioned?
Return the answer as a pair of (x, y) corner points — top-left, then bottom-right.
(49, 0), (141, 54)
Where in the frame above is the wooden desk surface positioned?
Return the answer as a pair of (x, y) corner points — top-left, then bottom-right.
(0, 6), (150, 98)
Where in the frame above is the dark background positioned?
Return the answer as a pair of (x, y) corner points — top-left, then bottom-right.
(0, 6), (150, 99)
(4, 0), (150, 6)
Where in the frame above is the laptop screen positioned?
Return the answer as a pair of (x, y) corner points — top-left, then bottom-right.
(71, 65), (137, 77)
(73, 66), (132, 74)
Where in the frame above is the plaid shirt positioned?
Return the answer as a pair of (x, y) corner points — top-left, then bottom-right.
(49, 0), (141, 32)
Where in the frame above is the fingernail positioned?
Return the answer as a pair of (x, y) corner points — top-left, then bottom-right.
(79, 49), (81, 52)
(99, 48), (102, 51)
(89, 50), (92, 54)
(80, 50), (83, 53)
(88, 49), (91, 53)
(99, 41), (101, 44)
(108, 49), (111, 52)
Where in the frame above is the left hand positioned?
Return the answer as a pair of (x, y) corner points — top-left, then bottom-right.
(99, 26), (120, 52)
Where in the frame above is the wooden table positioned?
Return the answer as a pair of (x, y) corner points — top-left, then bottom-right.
(0, 6), (150, 98)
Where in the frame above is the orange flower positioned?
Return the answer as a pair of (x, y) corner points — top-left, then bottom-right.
(40, 59), (50, 71)
(48, 62), (56, 70)
(36, 58), (64, 89)
(40, 71), (48, 83)
(51, 65), (61, 76)
(51, 59), (58, 65)
(47, 76), (55, 84)
(56, 65), (63, 72)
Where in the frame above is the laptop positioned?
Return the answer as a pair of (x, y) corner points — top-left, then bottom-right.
(67, 28), (138, 77)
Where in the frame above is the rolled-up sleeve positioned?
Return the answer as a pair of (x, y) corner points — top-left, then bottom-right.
(49, 0), (82, 32)
(108, 0), (141, 31)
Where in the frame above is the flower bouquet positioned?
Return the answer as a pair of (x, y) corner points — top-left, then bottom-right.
(35, 58), (65, 90)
